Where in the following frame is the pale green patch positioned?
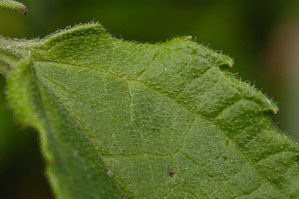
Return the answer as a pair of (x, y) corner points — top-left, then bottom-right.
(0, 22), (298, 199)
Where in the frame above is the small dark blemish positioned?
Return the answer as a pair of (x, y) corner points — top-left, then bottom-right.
(168, 171), (174, 177)
(22, 8), (28, 15)
(223, 156), (228, 161)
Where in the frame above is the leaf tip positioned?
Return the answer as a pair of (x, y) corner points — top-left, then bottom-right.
(218, 58), (234, 69)
(0, 0), (28, 15)
(263, 100), (279, 115)
(22, 6), (28, 15)
(268, 99), (279, 115)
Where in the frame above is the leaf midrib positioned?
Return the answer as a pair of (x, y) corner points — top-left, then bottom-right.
(34, 59), (289, 198)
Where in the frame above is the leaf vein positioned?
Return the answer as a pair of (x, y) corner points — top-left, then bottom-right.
(34, 60), (290, 197)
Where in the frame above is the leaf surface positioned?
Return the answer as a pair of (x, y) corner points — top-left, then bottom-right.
(0, 23), (298, 199)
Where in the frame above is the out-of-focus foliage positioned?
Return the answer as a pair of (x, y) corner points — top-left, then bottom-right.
(0, 0), (298, 198)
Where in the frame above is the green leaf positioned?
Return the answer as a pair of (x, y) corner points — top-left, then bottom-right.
(0, 0), (27, 15)
(0, 23), (298, 199)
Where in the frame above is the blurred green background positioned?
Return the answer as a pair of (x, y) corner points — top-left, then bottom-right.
(0, 0), (298, 198)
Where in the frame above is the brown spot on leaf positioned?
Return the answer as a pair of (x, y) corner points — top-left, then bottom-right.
(168, 171), (174, 177)
(22, 7), (28, 15)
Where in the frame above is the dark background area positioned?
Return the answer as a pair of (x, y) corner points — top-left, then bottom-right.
(0, 0), (298, 198)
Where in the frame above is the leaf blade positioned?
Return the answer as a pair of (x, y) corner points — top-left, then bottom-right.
(3, 23), (299, 198)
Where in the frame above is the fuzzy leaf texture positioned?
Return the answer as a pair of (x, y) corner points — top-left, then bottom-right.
(0, 22), (299, 198)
